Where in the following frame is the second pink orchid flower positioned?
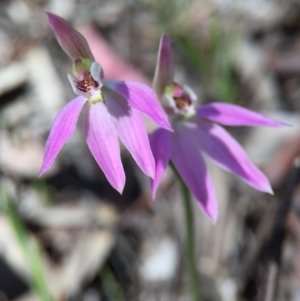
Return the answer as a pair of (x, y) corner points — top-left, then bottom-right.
(150, 34), (287, 222)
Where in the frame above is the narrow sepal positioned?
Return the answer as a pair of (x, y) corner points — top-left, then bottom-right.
(103, 87), (155, 178)
(153, 34), (175, 97)
(47, 12), (94, 61)
(105, 80), (172, 131)
(84, 102), (125, 193)
(196, 103), (288, 127)
(195, 119), (273, 194)
(149, 128), (172, 198)
(39, 96), (86, 176)
(171, 124), (218, 222)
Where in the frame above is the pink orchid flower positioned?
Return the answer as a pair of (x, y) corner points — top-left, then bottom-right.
(150, 34), (287, 222)
(39, 13), (172, 193)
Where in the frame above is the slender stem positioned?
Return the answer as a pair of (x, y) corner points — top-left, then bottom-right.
(170, 162), (201, 301)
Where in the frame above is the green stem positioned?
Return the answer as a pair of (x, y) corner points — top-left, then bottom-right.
(170, 162), (201, 301)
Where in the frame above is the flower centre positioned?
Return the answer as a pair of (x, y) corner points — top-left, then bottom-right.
(68, 61), (104, 104)
(75, 73), (99, 93)
(173, 94), (192, 111)
(164, 82), (197, 118)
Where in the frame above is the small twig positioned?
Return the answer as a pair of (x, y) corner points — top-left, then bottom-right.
(263, 157), (300, 301)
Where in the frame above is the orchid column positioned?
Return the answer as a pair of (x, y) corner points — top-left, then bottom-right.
(150, 34), (287, 300)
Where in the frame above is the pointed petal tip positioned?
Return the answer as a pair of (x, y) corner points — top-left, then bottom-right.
(46, 12), (62, 28)
(46, 11), (52, 20)
(161, 33), (170, 44)
(39, 161), (53, 178)
(117, 187), (124, 195)
(211, 216), (218, 225)
(163, 123), (174, 132)
(262, 179), (274, 195)
(46, 11), (55, 18)
(208, 210), (218, 224)
(110, 183), (124, 195)
(116, 181), (125, 194)
(113, 182), (124, 194)
(39, 157), (51, 179)
(265, 186), (274, 195)
(111, 180), (125, 195)
(253, 178), (273, 195)
(253, 182), (273, 195)
(148, 170), (155, 180)
(267, 119), (291, 128)
(150, 187), (157, 201)
(276, 121), (291, 128)
(38, 169), (44, 178)
(154, 119), (173, 132)
(46, 11), (53, 19)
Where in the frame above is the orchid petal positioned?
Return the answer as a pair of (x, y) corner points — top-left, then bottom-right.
(84, 102), (125, 193)
(195, 119), (273, 193)
(153, 34), (174, 97)
(39, 96), (86, 176)
(47, 12), (94, 61)
(149, 128), (172, 198)
(171, 125), (218, 222)
(104, 80), (172, 131)
(196, 103), (287, 127)
(103, 87), (155, 178)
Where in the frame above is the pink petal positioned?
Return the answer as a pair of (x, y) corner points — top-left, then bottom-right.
(40, 96), (86, 176)
(103, 87), (155, 178)
(171, 125), (218, 222)
(196, 103), (287, 127)
(149, 128), (172, 198)
(47, 12), (94, 61)
(104, 80), (172, 131)
(153, 34), (174, 97)
(84, 102), (125, 193)
(195, 119), (273, 193)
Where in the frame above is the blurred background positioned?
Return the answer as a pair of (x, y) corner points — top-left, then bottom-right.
(1, 0), (300, 300)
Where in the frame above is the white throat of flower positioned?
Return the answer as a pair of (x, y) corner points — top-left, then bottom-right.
(68, 61), (104, 104)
